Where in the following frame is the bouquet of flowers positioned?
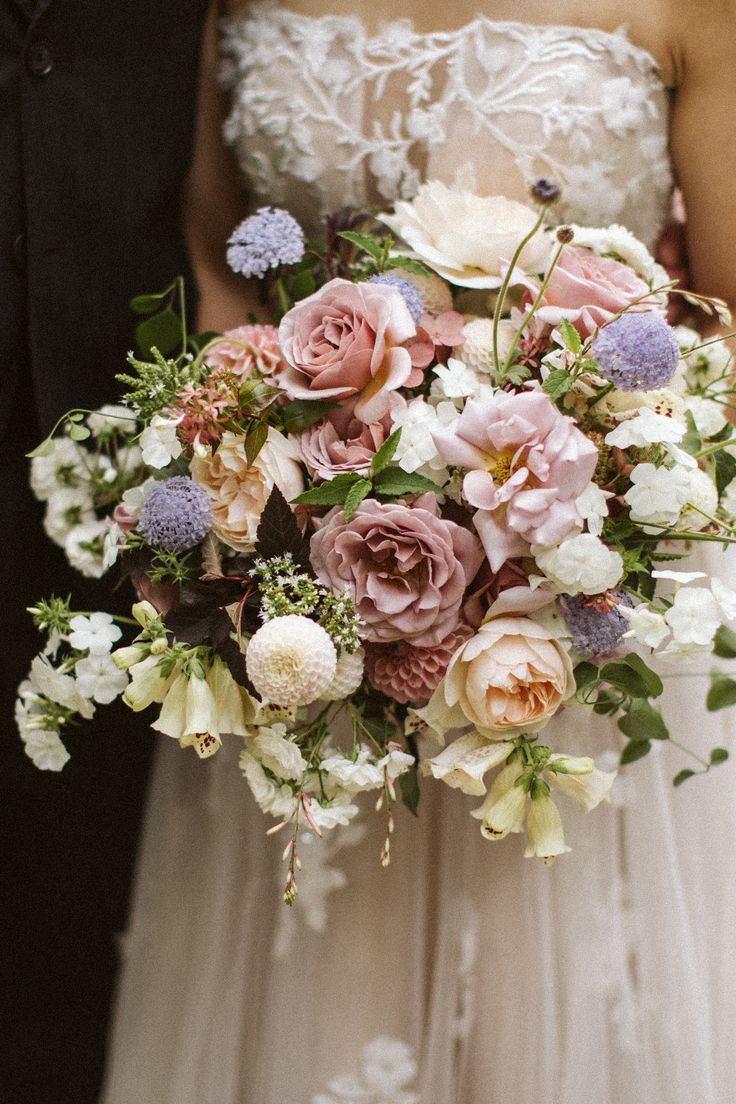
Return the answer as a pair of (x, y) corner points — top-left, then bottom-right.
(18, 178), (736, 899)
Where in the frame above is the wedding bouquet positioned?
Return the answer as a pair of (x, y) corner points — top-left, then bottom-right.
(18, 178), (736, 897)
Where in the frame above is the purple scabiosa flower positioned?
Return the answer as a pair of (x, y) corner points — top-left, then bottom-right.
(591, 312), (680, 391)
(139, 477), (212, 552)
(227, 207), (305, 279)
(562, 591), (633, 658)
(367, 274), (424, 323)
(531, 177), (561, 204)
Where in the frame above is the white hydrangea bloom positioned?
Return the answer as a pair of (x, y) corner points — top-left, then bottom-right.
(532, 534), (624, 595)
(664, 587), (721, 646)
(685, 396), (728, 439)
(68, 612), (122, 655)
(619, 604), (670, 648)
(239, 750), (299, 820)
(305, 794), (360, 831)
(679, 467), (719, 530)
(139, 414), (183, 469)
(605, 407), (685, 449)
(575, 482), (612, 537)
(74, 654), (129, 705)
(30, 438), (87, 500)
(390, 397), (456, 474)
(253, 723), (307, 782)
(712, 578), (736, 621)
(320, 746), (384, 792)
(624, 463), (692, 530)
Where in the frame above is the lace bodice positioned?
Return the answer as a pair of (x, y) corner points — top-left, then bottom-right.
(222, 4), (673, 244)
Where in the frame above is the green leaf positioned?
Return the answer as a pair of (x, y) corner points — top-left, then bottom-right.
(542, 369), (574, 402)
(620, 652), (664, 698)
(574, 661), (599, 691)
(337, 231), (383, 259)
(292, 473), (363, 507)
(600, 660), (650, 699)
(244, 421), (268, 465)
(343, 478), (373, 521)
(26, 438), (55, 459)
(373, 467), (442, 497)
(673, 768), (696, 787)
(620, 740), (652, 766)
(281, 399), (339, 434)
(710, 746), (729, 765)
(504, 362), (532, 385)
(68, 423), (91, 442)
(255, 485), (311, 571)
(130, 291), (169, 315)
(291, 271), (317, 301)
(399, 767), (420, 816)
(135, 308), (182, 357)
(617, 699), (669, 742)
(713, 625), (736, 659)
(592, 689), (620, 716)
(714, 449), (736, 495)
(681, 409), (701, 457)
(385, 255), (432, 276)
(559, 318), (582, 354)
(371, 429), (402, 475)
(706, 675), (736, 712)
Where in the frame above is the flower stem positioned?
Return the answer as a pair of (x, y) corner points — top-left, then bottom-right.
(492, 208), (546, 380)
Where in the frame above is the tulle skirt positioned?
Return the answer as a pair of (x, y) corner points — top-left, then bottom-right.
(101, 546), (736, 1104)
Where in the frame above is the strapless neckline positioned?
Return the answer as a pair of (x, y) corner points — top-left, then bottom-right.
(241, 3), (667, 89)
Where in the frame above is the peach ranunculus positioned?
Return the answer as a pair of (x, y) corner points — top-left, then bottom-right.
(534, 244), (656, 337)
(380, 181), (551, 289)
(277, 278), (419, 423)
(191, 428), (304, 553)
(419, 617), (574, 739)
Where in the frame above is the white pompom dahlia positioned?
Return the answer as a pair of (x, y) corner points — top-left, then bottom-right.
(246, 615), (337, 706)
(321, 646), (365, 701)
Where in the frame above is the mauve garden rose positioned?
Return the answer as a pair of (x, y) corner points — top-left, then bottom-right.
(534, 245), (655, 336)
(298, 398), (402, 482)
(309, 494), (484, 648)
(433, 392), (598, 571)
(204, 324), (283, 379)
(421, 617), (575, 737)
(277, 278), (419, 422)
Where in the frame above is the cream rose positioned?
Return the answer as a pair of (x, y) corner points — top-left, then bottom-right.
(421, 617), (574, 738)
(380, 181), (551, 289)
(191, 428), (304, 552)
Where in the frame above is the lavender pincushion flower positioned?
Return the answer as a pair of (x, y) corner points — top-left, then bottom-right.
(367, 275), (424, 323)
(591, 312), (679, 391)
(227, 207), (305, 279)
(139, 477), (212, 552)
(562, 591), (633, 658)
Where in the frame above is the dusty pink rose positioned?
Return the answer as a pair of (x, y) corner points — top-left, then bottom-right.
(298, 398), (402, 482)
(365, 623), (473, 704)
(277, 278), (418, 422)
(534, 245), (654, 336)
(423, 617), (574, 736)
(406, 310), (466, 369)
(310, 494), (484, 647)
(204, 324), (283, 379)
(434, 392), (598, 571)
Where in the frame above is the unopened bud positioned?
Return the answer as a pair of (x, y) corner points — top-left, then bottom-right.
(556, 226), (575, 244)
(531, 177), (561, 204)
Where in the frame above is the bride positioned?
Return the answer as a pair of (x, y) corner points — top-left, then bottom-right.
(102, 1), (736, 1101)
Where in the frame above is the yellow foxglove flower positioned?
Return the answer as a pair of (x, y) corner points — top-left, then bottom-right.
(549, 765), (617, 812)
(524, 793), (571, 864)
(424, 732), (514, 795)
(123, 655), (176, 712)
(472, 761), (527, 839)
(206, 655), (256, 736)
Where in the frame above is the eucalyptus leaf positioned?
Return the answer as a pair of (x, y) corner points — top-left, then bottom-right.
(291, 271), (317, 301)
(710, 746), (729, 765)
(617, 699), (669, 742)
(399, 766), (420, 816)
(620, 740), (652, 766)
(706, 675), (736, 712)
(68, 424), (91, 442)
(130, 291), (169, 315)
(673, 768), (696, 787)
(574, 661), (599, 691)
(599, 660), (650, 699)
(620, 652), (663, 698)
(26, 438), (55, 459)
(713, 625), (736, 659)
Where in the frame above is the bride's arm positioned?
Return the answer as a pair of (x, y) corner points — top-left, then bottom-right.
(182, 0), (262, 331)
(670, 3), (736, 315)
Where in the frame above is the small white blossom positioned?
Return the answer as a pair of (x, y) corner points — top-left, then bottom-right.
(533, 534), (624, 595)
(68, 612), (122, 655)
(304, 794), (360, 831)
(624, 463), (692, 530)
(253, 723), (307, 782)
(432, 357), (494, 403)
(64, 520), (108, 578)
(30, 438), (87, 500)
(619, 604), (670, 648)
(102, 522), (124, 570)
(722, 478), (736, 518)
(16, 699), (70, 771)
(679, 467), (719, 530)
(658, 639), (714, 662)
(685, 396), (728, 439)
(391, 397), (456, 474)
(320, 746), (384, 792)
(378, 746), (415, 782)
(120, 477), (156, 519)
(239, 750), (298, 820)
(139, 414), (183, 469)
(664, 587), (721, 646)
(605, 407), (685, 449)
(43, 487), (96, 545)
(74, 654), (129, 704)
(575, 482), (613, 536)
(712, 578), (736, 622)
(651, 569), (707, 584)
(28, 656), (95, 718)
(86, 404), (137, 437)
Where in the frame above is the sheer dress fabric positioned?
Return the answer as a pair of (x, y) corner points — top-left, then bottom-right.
(101, 10), (736, 1103)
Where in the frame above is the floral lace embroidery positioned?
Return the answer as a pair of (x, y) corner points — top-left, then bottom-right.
(312, 1037), (420, 1104)
(221, 4), (672, 244)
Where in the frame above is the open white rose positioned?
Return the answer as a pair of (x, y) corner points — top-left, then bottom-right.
(380, 181), (551, 289)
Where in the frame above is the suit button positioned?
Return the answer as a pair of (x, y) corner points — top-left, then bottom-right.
(26, 40), (54, 78)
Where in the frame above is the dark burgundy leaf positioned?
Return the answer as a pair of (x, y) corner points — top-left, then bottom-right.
(255, 485), (312, 571)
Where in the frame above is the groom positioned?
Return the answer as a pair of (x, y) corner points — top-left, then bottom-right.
(0, 1), (220, 1100)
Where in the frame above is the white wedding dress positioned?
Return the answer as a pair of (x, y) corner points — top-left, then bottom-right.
(101, 9), (736, 1103)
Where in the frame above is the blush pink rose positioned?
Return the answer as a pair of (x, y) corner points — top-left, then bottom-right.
(365, 623), (473, 704)
(204, 324), (283, 379)
(277, 278), (418, 422)
(405, 310), (466, 369)
(534, 245), (655, 336)
(433, 392), (598, 571)
(298, 398), (403, 482)
(309, 494), (484, 648)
